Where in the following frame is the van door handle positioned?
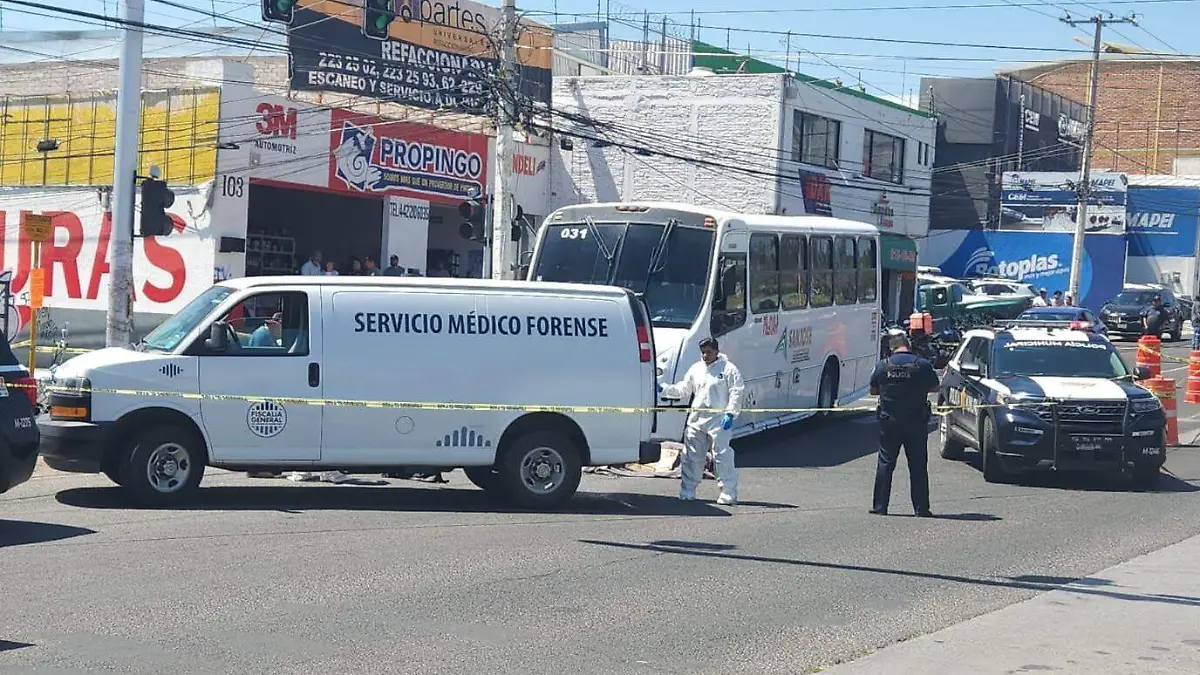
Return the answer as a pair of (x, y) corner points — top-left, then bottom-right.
(308, 362), (320, 387)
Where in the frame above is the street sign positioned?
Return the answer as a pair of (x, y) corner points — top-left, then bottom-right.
(23, 214), (52, 243)
(29, 268), (44, 310)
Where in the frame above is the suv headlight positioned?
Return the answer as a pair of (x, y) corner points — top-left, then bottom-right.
(998, 393), (1043, 406)
(1131, 396), (1162, 414)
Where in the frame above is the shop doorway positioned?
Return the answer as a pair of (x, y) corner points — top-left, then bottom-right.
(246, 182), (384, 276)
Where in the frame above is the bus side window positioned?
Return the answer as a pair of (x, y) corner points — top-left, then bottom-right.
(780, 234), (808, 311)
(749, 233), (780, 314)
(810, 236), (833, 307)
(710, 254), (747, 338)
(834, 236), (858, 305)
(858, 237), (877, 302)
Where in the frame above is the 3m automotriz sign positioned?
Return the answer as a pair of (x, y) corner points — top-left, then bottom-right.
(327, 108), (489, 205)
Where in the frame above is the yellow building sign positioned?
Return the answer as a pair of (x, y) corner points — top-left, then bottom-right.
(0, 87), (221, 187)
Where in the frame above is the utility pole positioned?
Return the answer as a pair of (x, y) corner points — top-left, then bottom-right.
(490, 0), (518, 280)
(106, 0), (145, 346)
(1061, 12), (1136, 302)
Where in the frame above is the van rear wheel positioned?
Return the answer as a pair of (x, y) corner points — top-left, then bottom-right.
(119, 425), (207, 507)
(497, 430), (582, 509)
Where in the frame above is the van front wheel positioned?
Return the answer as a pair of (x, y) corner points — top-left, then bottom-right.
(497, 431), (582, 509)
(119, 425), (207, 507)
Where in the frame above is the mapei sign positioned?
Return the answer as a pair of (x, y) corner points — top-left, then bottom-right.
(327, 108), (489, 204)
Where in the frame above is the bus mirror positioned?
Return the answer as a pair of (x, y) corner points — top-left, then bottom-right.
(720, 232), (747, 253)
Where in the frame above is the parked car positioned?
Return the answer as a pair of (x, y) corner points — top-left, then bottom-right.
(1015, 306), (1107, 335)
(1099, 287), (1186, 341)
(0, 338), (40, 495)
(967, 278), (1037, 302)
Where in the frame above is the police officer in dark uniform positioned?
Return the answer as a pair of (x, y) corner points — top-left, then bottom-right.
(869, 333), (940, 517)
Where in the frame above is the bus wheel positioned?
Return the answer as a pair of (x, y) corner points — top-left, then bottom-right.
(816, 362), (838, 419)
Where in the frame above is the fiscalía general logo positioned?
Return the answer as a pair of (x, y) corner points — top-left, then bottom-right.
(965, 246), (1062, 281)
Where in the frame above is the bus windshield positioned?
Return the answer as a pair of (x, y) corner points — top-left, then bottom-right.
(531, 221), (716, 329)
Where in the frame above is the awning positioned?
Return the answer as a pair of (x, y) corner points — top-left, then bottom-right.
(880, 234), (918, 272)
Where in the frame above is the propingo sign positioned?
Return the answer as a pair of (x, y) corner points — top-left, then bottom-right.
(327, 108), (489, 204)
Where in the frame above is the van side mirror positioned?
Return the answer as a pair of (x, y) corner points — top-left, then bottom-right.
(1136, 365), (1152, 381)
(960, 363), (982, 378)
(205, 321), (230, 352)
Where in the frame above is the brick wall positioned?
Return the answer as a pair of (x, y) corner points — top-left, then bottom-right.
(1010, 59), (1200, 174)
(0, 55), (493, 137)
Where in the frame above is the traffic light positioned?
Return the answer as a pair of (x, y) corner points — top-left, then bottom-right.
(139, 178), (176, 237)
(362, 0), (394, 40)
(458, 197), (486, 242)
(510, 204), (525, 243)
(261, 0), (297, 24)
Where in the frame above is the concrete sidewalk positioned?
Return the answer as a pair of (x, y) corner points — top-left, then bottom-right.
(817, 534), (1200, 674)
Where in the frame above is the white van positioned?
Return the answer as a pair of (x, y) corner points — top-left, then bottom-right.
(37, 276), (662, 507)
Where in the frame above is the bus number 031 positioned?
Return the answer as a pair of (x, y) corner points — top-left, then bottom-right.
(559, 227), (588, 240)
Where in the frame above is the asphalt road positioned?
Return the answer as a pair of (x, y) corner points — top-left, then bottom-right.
(4, 402), (1200, 675)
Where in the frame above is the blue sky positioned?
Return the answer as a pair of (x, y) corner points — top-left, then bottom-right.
(2, 0), (1196, 105)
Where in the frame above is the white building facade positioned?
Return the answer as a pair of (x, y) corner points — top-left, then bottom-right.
(548, 71), (937, 320)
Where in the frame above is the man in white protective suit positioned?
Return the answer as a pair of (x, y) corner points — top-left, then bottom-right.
(659, 337), (745, 505)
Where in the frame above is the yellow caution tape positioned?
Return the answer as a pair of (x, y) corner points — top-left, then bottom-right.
(0, 377), (1081, 416)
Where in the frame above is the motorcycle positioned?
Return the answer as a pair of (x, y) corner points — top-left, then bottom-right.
(880, 319), (957, 370)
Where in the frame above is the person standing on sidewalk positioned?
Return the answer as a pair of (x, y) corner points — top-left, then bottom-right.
(659, 337), (745, 506)
(870, 334), (939, 517)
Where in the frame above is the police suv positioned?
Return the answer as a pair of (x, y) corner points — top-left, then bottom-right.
(937, 321), (1166, 488)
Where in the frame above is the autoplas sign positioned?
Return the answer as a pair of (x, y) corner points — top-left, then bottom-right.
(921, 229), (1127, 310)
(1125, 185), (1200, 258)
(327, 108), (489, 205)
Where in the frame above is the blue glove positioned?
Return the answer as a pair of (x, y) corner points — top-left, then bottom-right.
(721, 413), (734, 431)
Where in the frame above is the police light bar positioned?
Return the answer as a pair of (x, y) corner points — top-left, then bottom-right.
(1003, 319), (1094, 332)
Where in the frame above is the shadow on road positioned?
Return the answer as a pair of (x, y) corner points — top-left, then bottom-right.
(885, 512), (1002, 521)
(959, 455), (1200, 493)
(0, 519), (95, 548)
(53, 485), (733, 517)
(736, 412), (878, 469)
(580, 539), (1200, 607)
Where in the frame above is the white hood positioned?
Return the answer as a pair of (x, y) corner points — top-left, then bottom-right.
(1028, 376), (1128, 401)
(52, 347), (164, 380)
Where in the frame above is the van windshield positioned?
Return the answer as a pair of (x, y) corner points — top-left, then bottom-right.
(141, 285), (235, 352)
(530, 222), (715, 329)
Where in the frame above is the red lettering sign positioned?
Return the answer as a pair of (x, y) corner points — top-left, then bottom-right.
(255, 102), (298, 140)
(513, 154), (538, 177)
(0, 192), (213, 337)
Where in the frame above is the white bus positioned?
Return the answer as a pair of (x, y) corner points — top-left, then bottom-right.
(526, 202), (882, 442)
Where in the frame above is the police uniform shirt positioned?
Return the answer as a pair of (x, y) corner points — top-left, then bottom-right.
(870, 352), (939, 418)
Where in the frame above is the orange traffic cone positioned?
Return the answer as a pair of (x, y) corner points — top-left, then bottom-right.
(1137, 334), (1162, 379)
(1185, 350), (1200, 404)
(1145, 376), (1179, 446)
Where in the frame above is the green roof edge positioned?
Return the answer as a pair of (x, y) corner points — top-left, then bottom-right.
(690, 41), (937, 119)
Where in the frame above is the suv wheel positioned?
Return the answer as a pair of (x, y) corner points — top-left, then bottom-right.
(980, 416), (1010, 484)
(1131, 466), (1161, 491)
(938, 402), (964, 460)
